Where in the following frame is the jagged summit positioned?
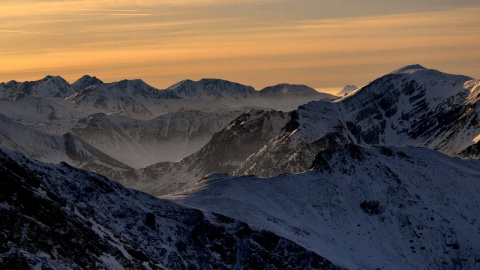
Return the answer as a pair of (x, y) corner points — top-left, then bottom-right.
(0, 75), (76, 100)
(107, 79), (179, 99)
(72, 75), (103, 91)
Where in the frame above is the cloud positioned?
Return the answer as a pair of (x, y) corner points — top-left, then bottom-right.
(0, 5), (479, 90)
(0, 29), (59, 35)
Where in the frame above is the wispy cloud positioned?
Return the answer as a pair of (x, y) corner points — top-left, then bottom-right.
(69, 8), (141, 12)
(0, 29), (59, 35)
(0, 3), (479, 91)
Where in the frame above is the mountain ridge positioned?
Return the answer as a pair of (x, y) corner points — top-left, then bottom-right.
(236, 65), (480, 177)
(168, 145), (480, 270)
(0, 147), (344, 269)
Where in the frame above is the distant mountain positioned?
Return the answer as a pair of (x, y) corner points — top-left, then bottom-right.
(0, 148), (344, 269)
(336, 85), (358, 96)
(251, 84), (338, 111)
(259, 84), (319, 95)
(168, 145), (480, 270)
(236, 65), (480, 176)
(72, 75), (103, 91)
(166, 78), (257, 99)
(0, 114), (135, 183)
(0, 96), (83, 135)
(106, 79), (179, 99)
(0, 75), (77, 100)
(68, 79), (183, 119)
(68, 84), (154, 118)
(139, 109), (289, 195)
(72, 110), (241, 168)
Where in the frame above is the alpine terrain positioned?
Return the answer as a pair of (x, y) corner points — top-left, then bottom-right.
(0, 64), (479, 269)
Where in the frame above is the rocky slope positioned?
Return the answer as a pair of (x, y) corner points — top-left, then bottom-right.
(0, 114), (135, 184)
(0, 96), (83, 135)
(138, 109), (289, 195)
(72, 75), (103, 91)
(0, 148), (343, 270)
(168, 145), (480, 270)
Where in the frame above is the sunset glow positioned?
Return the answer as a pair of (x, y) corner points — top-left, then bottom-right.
(1, 0), (479, 93)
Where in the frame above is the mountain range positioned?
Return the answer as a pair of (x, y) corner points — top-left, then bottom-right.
(236, 64), (480, 177)
(1, 64), (480, 269)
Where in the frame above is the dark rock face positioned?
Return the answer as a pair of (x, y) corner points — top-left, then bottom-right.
(0, 151), (159, 269)
(457, 140), (480, 158)
(360, 200), (384, 216)
(0, 149), (344, 269)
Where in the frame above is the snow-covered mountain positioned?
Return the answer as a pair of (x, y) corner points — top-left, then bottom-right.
(0, 114), (135, 183)
(237, 65), (480, 176)
(166, 78), (257, 99)
(72, 110), (241, 168)
(0, 96), (84, 135)
(72, 74), (103, 91)
(165, 80), (337, 112)
(106, 79), (180, 100)
(68, 84), (154, 119)
(0, 148), (344, 269)
(0, 75), (77, 100)
(139, 109), (289, 195)
(168, 145), (480, 270)
(336, 85), (358, 96)
(67, 78), (181, 119)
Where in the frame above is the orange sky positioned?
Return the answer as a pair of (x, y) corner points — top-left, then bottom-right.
(1, 1), (479, 94)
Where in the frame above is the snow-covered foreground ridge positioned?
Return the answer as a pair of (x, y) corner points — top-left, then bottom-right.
(0, 148), (344, 269)
(168, 145), (480, 270)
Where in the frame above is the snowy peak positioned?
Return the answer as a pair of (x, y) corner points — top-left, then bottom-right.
(106, 79), (179, 99)
(28, 75), (77, 98)
(336, 85), (358, 96)
(166, 78), (256, 99)
(72, 75), (103, 91)
(237, 65), (480, 177)
(340, 64), (473, 105)
(0, 75), (77, 100)
(68, 84), (154, 118)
